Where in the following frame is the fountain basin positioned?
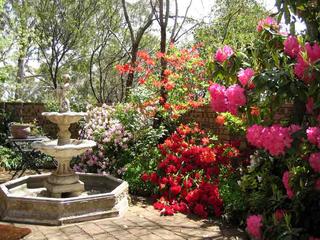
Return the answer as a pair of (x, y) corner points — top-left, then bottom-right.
(0, 173), (129, 225)
(32, 139), (96, 158)
(42, 112), (86, 125)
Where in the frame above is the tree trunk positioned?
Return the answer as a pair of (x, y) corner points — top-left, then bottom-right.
(15, 55), (25, 100)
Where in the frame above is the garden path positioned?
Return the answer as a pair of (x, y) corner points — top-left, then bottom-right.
(0, 170), (246, 240)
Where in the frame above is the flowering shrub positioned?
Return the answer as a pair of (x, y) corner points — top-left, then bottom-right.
(205, 15), (320, 239)
(116, 44), (209, 121)
(74, 103), (166, 194)
(141, 123), (240, 218)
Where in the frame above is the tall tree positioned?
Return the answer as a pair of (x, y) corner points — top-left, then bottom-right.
(33, 0), (99, 89)
(121, 0), (155, 98)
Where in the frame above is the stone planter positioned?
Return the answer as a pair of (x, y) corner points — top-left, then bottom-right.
(9, 123), (32, 139)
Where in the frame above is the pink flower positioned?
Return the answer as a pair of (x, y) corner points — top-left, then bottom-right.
(257, 16), (278, 32)
(264, 125), (293, 156)
(309, 153), (320, 173)
(209, 83), (246, 115)
(209, 84), (228, 112)
(237, 68), (255, 87)
(289, 124), (302, 134)
(284, 36), (300, 58)
(305, 42), (320, 63)
(226, 84), (246, 115)
(246, 124), (265, 148)
(247, 125), (293, 156)
(306, 127), (320, 148)
(294, 54), (315, 83)
(294, 42), (320, 83)
(282, 171), (294, 199)
(306, 97), (314, 114)
(246, 215), (263, 239)
(215, 45), (234, 63)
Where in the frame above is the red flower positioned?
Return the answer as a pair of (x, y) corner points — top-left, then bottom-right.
(193, 203), (208, 218)
(170, 185), (182, 195)
(141, 173), (149, 182)
(150, 172), (158, 184)
(153, 201), (165, 210)
(160, 206), (174, 216)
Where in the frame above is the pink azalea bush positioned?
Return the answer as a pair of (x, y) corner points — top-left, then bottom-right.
(206, 14), (320, 239)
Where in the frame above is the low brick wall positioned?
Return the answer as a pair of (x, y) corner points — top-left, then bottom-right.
(1, 102), (294, 143)
(0, 102), (80, 139)
(181, 103), (294, 142)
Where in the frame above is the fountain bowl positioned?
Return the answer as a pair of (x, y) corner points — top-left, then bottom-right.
(42, 112), (86, 125)
(0, 173), (129, 225)
(32, 139), (96, 158)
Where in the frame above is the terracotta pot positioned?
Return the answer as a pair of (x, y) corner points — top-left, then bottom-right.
(9, 123), (32, 139)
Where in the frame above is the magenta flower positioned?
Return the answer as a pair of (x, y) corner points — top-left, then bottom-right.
(294, 42), (320, 84)
(237, 68), (255, 87)
(257, 16), (278, 32)
(246, 215), (263, 239)
(209, 83), (246, 115)
(284, 35), (300, 58)
(309, 153), (320, 173)
(247, 125), (293, 156)
(246, 124), (265, 148)
(294, 54), (316, 83)
(282, 171), (294, 199)
(215, 45), (234, 63)
(306, 127), (320, 148)
(209, 84), (228, 112)
(305, 42), (320, 63)
(225, 84), (246, 115)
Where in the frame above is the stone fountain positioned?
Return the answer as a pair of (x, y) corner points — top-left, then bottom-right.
(0, 78), (128, 225)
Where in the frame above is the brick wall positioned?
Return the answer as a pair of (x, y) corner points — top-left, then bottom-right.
(0, 102), (80, 139)
(181, 103), (294, 142)
(1, 102), (294, 142)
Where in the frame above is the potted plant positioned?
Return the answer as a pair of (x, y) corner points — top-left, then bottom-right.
(9, 122), (32, 139)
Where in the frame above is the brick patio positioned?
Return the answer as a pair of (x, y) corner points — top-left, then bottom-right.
(0, 170), (246, 240)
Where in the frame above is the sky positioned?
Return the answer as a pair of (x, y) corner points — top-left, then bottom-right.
(178, 0), (305, 32)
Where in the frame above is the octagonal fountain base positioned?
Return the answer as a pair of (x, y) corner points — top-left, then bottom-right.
(0, 173), (129, 225)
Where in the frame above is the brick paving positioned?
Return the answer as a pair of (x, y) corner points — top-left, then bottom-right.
(0, 170), (247, 240)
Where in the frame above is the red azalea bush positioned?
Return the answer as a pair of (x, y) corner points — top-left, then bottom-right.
(141, 123), (240, 218)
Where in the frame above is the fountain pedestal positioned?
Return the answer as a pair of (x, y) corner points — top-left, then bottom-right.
(45, 155), (84, 198)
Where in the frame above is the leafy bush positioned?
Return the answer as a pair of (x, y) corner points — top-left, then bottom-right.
(74, 103), (166, 194)
(0, 146), (22, 170)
